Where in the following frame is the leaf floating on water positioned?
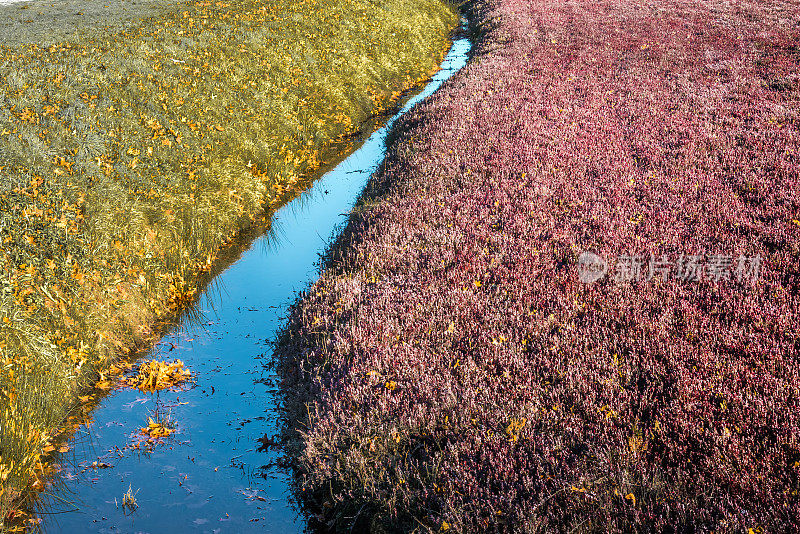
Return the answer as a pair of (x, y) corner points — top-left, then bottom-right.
(124, 359), (192, 392)
(140, 418), (175, 439)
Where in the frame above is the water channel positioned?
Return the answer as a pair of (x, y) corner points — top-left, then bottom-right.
(37, 28), (471, 533)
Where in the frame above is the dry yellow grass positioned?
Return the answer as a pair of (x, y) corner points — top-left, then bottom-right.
(0, 0), (456, 525)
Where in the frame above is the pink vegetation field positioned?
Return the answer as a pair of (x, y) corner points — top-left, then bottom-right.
(278, 0), (800, 531)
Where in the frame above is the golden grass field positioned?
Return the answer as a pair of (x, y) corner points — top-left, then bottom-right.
(0, 0), (456, 526)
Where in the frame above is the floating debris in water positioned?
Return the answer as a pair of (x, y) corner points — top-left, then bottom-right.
(124, 359), (192, 392)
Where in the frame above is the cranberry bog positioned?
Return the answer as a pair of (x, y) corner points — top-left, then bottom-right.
(277, 0), (800, 531)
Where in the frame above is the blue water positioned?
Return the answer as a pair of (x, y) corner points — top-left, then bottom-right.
(37, 32), (470, 533)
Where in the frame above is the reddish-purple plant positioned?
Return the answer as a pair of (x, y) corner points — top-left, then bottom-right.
(277, 0), (800, 531)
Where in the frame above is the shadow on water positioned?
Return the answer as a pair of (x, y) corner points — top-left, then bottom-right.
(33, 24), (472, 533)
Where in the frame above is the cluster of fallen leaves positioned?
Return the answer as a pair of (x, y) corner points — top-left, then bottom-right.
(139, 418), (175, 439)
(124, 359), (192, 392)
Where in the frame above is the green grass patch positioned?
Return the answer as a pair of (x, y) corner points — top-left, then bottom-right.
(0, 0), (457, 525)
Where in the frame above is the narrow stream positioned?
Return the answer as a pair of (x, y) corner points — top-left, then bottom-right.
(37, 29), (471, 533)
